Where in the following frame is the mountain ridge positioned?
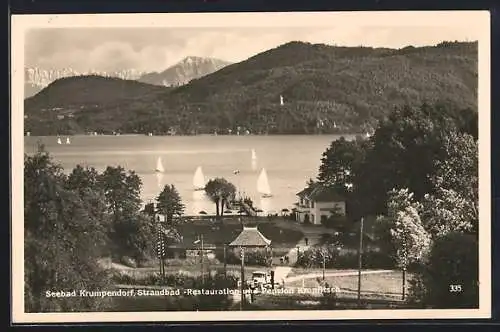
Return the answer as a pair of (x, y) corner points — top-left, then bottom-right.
(24, 67), (147, 98)
(137, 56), (232, 87)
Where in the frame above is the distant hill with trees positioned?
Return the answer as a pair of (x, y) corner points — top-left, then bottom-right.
(24, 40), (478, 136)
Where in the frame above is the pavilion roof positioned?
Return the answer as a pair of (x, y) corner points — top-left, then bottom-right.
(228, 226), (271, 247)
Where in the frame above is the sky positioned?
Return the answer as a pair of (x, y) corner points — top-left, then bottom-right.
(25, 26), (478, 73)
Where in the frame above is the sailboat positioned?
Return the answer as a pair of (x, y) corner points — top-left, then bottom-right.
(155, 157), (164, 173)
(57, 137), (62, 145)
(193, 166), (206, 191)
(155, 172), (164, 188)
(280, 95), (284, 106)
(251, 148), (257, 161)
(66, 137), (71, 144)
(257, 168), (273, 198)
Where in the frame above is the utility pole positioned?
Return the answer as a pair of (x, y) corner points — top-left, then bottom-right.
(402, 267), (407, 300)
(357, 217), (364, 307)
(201, 234), (204, 285)
(157, 224), (165, 278)
(240, 247), (245, 311)
(223, 243), (227, 278)
(322, 250), (326, 281)
(194, 234), (205, 284)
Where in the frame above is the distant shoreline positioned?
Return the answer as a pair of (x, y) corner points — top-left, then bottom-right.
(24, 133), (364, 138)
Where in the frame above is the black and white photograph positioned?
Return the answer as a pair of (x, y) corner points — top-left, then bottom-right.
(11, 11), (491, 323)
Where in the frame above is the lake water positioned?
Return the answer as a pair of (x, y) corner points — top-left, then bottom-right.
(24, 135), (351, 215)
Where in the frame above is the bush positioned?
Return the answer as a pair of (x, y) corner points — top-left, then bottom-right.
(216, 248), (272, 267)
(408, 232), (479, 308)
(320, 281), (339, 309)
(295, 247), (340, 268)
(192, 271), (239, 310)
(296, 248), (395, 270)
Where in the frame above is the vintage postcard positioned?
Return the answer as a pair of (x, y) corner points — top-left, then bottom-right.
(11, 11), (491, 323)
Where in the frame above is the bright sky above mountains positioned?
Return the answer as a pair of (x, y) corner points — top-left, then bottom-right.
(25, 24), (478, 73)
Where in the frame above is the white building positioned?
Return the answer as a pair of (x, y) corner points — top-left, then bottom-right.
(294, 183), (346, 225)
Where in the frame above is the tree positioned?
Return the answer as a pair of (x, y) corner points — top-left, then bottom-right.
(204, 178), (237, 218)
(431, 130), (478, 206)
(66, 164), (100, 193)
(317, 136), (368, 189)
(66, 164), (111, 255)
(419, 131), (478, 238)
(24, 145), (111, 312)
(421, 189), (478, 238)
(98, 166), (146, 259)
(409, 232), (479, 308)
(98, 166), (142, 220)
(113, 212), (157, 264)
(317, 137), (370, 220)
(377, 189), (432, 300)
(156, 184), (185, 225)
(357, 103), (462, 216)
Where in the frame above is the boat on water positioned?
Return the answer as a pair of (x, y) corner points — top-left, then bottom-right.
(57, 137), (62, 145)
(155, 157), (165, 173)
(251, 148), (257, 161)
(257, 168), (273, 198)
(66, 137), (71, 144)
(193, 166), (206, 191)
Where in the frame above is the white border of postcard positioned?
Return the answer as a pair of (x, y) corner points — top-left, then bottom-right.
(11, 11), (491, 323)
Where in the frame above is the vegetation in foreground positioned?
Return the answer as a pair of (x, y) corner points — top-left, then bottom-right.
(298, 101), (478, 309)
(24, 97), (478, 311)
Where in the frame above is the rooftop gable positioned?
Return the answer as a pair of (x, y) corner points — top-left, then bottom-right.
(229, 226), (272, 247)
(297, 183), (345, 202)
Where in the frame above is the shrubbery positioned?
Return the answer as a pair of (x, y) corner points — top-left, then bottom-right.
(295, 248), (394, 270)
(408, 232), (479, 308)
(216, 249), (272, 267)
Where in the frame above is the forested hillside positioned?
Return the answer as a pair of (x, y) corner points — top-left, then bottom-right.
(24, 41), (477, 136)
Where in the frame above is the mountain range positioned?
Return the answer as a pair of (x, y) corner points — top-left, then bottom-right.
(24, 67), (147, 98)
(24, 56), (231, 98)
(24, 40), (478, 136)
(137, 56), (231, 86)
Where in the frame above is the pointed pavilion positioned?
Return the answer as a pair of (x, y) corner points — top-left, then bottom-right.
(229, 226), (272, 248)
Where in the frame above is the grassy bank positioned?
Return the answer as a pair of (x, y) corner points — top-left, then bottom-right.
(286, 271), (411, 298)
(176, 218), (303, 246)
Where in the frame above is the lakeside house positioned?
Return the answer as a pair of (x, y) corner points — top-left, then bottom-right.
(294, 183), (346, 225)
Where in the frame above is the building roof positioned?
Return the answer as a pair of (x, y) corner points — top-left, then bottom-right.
(228, 226), (272, 247)
(297, 183), (345, 202)
(296, 182), (320, 197)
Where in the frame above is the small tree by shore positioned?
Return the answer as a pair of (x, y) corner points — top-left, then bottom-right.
(204, 178), (237, 219)
(156, 184), (185, 225)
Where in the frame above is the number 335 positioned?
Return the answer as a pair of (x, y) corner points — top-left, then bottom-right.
(449, 284), (462, 292)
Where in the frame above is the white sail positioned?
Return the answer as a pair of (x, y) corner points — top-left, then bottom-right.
(280, 95), (284, 106)
(66, 137), (71, 144)
(155, 157), (164, 173)
(257, 168), (272, 197)
(251, 148), (257, 160)
(156, 172), (164, 188)
(251, 159), (258, 171)
(193, 166), (205, 190)
(57, 137), (62, 144)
